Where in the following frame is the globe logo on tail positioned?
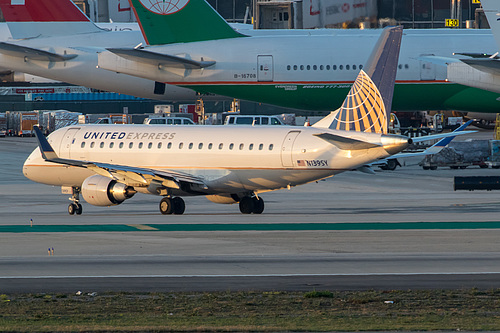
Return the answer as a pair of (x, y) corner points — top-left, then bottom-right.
(138, 0), (190, 15)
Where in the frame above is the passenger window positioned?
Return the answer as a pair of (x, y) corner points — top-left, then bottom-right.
(262, 118), (269, 125)
(148, 142), (153, 149)
(228, 118), (234, 124)
(293, 65), (297, 70)
(326, 65), (330, 70)
(138, 142), (143, 149)
(157, 142), (162, 149)
(340, 65), (343, 70)
(254, 118), (260, 125)
(90, 142), (95, 148)
(188, 142), (193, 149)
(167, 142), (172, 149)
(119, 142), (124, 149)
(306, 65), (310, 70)
(249, 143), (254, 150)
(239, 143), (244, 150)
(109, 142), (114, 148)
(179, 142), (183, 149)
(300, 65), (304, 70)
(174, 119), (182, 125)
(405, 64), (409, 69)
(359, 64), (363, 69)
(333, 65), (337, 70)
(81, 142), (85, 148)
(219, 143), (223, 149)
(259, 144), (263, 150)
(353, 65), (357, 70)
(271, 118), (280, 125)
(313, 65), (317, 70)
(229, 143), (234, 150)
(100, 142), (104, 148)
(269, 144), (274, 150)
(198, 143), (203, 149)
(346, 65), (350, 70)
(208, 143), (213, 150)
(398, 64), (402, 69)
(129, 142), (133, 149)
(320, 65), (324, 70)
(167, 119), (173, 125)
(287, 65), (291, 70)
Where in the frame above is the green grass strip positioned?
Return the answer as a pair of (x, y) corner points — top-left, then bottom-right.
(2, 221), (500, 233)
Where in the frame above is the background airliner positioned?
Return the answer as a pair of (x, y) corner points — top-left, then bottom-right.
(0, 0), (499, 113)
(95, 0), (500, 113)
(23, 27), (471, 216)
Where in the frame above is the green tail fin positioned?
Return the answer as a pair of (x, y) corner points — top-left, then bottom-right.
(129, 0), (245, 45)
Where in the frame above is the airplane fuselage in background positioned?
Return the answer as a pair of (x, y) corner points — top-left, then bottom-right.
(98, 29), (500, 112)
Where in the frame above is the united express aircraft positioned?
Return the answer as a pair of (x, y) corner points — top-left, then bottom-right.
(23, 27), (471, 215)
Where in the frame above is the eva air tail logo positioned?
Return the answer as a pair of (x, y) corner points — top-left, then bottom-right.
(138, 0), (189, 15)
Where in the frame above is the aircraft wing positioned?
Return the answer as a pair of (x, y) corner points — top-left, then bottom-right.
(33, 126), (207, 191)
(106, 47), (215, 69)
(0, 42), (77, 62)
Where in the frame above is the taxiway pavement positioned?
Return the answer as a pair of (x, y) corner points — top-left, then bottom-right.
(1, 132), (500, 293)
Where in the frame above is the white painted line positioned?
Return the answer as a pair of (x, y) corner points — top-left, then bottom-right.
(1, 272), (500, 279)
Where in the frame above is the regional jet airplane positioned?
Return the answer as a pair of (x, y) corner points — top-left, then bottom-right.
(23, 27), (472, 215)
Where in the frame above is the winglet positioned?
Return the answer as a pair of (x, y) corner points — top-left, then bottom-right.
(33, 126), (58, 160)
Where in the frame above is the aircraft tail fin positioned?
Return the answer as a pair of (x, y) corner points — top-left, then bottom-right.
(128, 0), (245, 45)
(0, 0), (102, 39)
(312, 26), (403, 134)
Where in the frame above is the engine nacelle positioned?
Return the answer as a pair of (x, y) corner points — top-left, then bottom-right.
(82, 175), (136, 206)
(206, 194), (239, 204)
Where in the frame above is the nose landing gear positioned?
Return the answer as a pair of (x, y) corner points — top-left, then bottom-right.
(68, 187), (82, 215)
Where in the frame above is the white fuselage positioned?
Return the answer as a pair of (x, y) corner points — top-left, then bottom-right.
(23, 124), (396, 197)
(99, 29), (497, 85)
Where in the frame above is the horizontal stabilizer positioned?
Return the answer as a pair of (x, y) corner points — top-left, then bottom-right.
(314, 133), (381, 150)
(460, 58), (500, 75)
(0, 42), (77, 62)
(106, 48), (215, 69)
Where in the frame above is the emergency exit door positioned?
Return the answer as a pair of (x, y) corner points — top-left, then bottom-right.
(258, 55), (274, 82)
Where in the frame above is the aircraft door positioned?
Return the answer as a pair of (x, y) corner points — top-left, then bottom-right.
(59, 128), (80, 159)
(419, 58), (436, 81)
(258, 55), (274, 82)
(281, 130), (301, 167)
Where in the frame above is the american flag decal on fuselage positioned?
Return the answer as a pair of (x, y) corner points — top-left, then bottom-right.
(329, 70), (387, 134)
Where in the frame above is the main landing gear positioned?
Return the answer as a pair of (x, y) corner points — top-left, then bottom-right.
(68, 187), (82, 215)
(159, 196), (186, 215)
(239, 196), (265, 214)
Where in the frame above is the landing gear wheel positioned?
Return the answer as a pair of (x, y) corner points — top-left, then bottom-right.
(239, 196), (255, 214)
(68, 203), (76, 215)
(252, 197), (265, 214)
(172, 197), (185, 215)
(159, 197), (173, 215)
(75, 204), (83, 215)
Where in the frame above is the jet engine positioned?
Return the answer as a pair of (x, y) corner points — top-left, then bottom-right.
(82, 175), (136, 206)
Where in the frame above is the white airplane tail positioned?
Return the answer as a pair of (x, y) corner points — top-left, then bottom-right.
(313, 26), (403, 134)
(0, 0), (102, 39)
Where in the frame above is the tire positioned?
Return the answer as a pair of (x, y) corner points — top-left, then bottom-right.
(239, 196), (254, 214)
(450, 166), (459, 169)
(459, 166), (467, 169)
(430, 166), (438, 170)
(385, 159), (398, 171)
(172, 197), (185, 215)
(252, 197), (265, 214)
(422, 166), (430, 170)
(159, 197), (173, 215)
(68, 203), (76, 215)
(75, 204), (83, 215)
